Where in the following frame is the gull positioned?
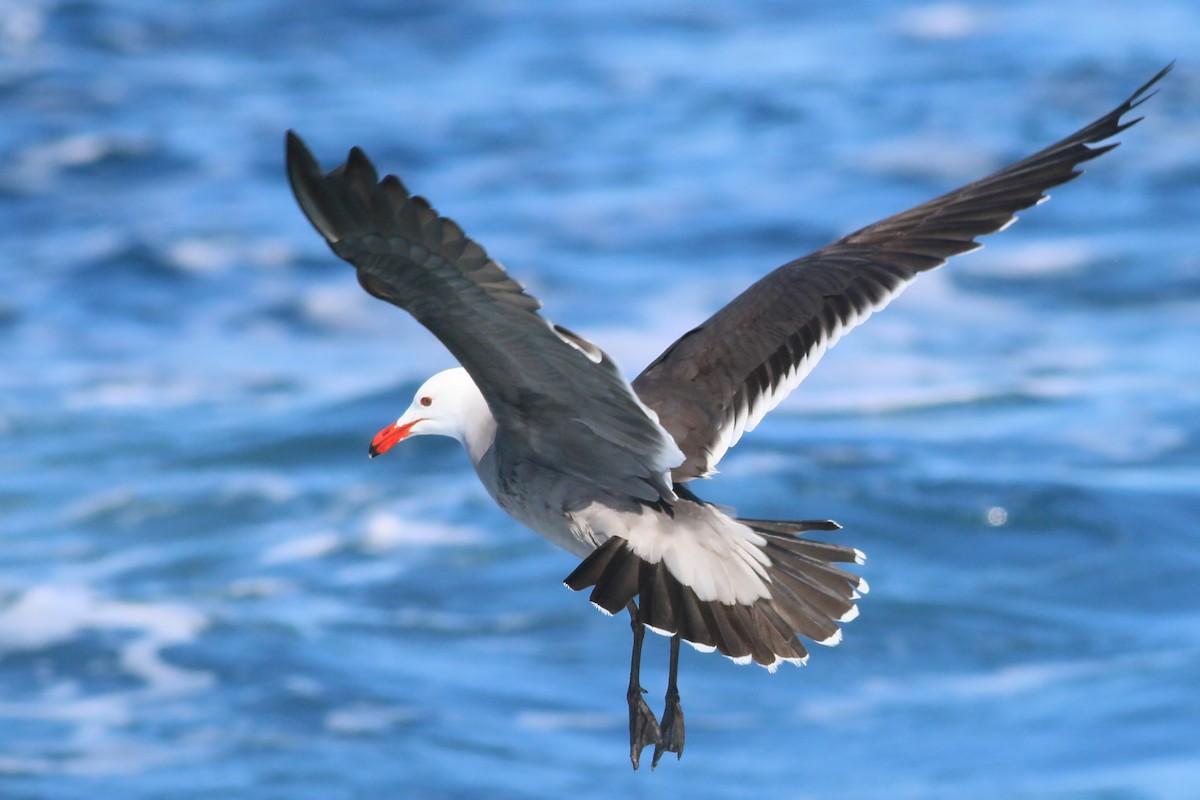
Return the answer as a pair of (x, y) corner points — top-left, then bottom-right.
(285, 64), (1168, 769)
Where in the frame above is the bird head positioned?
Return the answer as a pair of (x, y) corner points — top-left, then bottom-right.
(369, 368), (486, 457)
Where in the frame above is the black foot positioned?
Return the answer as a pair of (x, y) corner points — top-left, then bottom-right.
(651, 692), (684, 768)
(628, 688), (662, 770)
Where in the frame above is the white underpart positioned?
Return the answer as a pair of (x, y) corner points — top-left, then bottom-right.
(706, 274), (927, 470)
(611, 509), (773, 606)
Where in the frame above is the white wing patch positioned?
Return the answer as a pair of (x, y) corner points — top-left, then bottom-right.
(615, 508), (773, 607)
(705, 270), (930, 471)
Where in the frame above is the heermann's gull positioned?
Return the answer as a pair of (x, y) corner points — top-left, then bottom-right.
(285, 64), (1169, 769)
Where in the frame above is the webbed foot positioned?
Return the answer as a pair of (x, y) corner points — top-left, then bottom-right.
(651, 690), (684, 768)
(628, 686), (662, 770)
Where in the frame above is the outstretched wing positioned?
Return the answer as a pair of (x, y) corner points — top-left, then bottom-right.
(633, 64), (1171, 480)
(286, 132), (683, 502)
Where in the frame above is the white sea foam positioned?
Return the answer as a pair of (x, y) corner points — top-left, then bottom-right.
(797, 660), (1107, 723)
(0, 1), (44, 52)
(283, 675), (323, 698)
(0, 584), (211, 695)
(1062, 420), (1187, 462)
(0, 711), (188, 777)
(860, 136), (998, 183)
(297, 282), (423, 338)
(22, 133), (118, 168)
(225, 577), (294, 598)
(547, 276), (742, 393)
(359, 510), (482, 552)
(516, 711), (618, 732)
(219, 474), (299, 505)
(166, 236), (293, 274)
(0, 585), (212, 775)
(8, 133), (151, 191)
(63, 372), (214, 410)
(966, 239), (1094, 277)
(261, 531), (341, 564)
(893, 3), (988, 40)
(0, 585), (96, 652)
(324, 704), (419, 734)
(64, 488), (140, 524)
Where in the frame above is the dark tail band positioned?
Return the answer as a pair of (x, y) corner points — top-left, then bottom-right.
(564, 519), (866, 669)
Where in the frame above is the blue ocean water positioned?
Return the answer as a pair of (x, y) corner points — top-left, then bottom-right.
(2, 1), (1198, 797)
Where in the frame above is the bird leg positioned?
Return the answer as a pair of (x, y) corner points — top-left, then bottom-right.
(652, 634), (685, 768)
(625, 601), (662, 770)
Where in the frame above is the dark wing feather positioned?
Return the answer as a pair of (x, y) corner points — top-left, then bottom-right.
(633, 64), (1171, 480)
(286, 132), (683, 501)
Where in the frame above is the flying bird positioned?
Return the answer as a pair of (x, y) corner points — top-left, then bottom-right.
(285, 64), (1169, 769)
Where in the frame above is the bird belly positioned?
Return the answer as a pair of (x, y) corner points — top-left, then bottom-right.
(473, 450), (599, 558)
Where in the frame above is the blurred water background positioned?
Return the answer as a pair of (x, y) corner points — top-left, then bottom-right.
(2, 1), (1198, 797)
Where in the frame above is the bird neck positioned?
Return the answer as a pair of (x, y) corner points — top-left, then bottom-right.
(460, 405), (497, 466)
(448, 378), (497, 467)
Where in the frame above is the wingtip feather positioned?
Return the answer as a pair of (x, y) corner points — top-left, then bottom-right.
(284, 131), (347, 244)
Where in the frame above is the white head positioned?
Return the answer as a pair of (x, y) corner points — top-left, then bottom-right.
(369, 367), (494, 460)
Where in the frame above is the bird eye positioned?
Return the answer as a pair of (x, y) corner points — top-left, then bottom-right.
(419, 396), (433, 407)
